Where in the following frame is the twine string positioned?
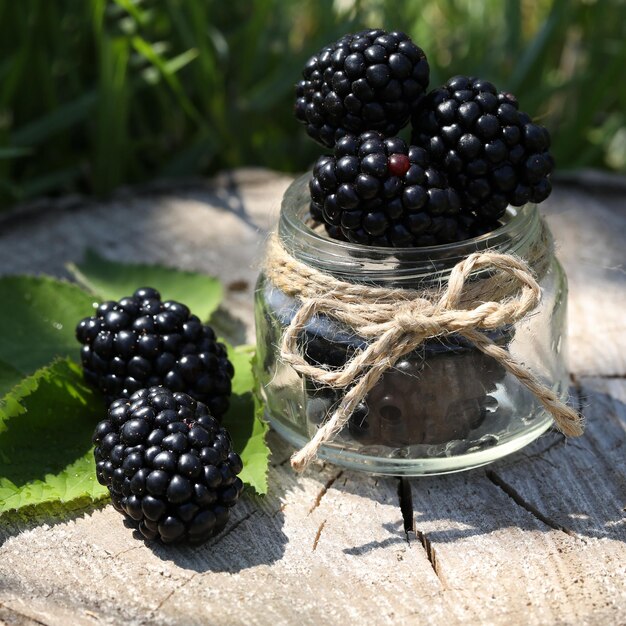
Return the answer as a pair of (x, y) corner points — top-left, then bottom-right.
(263, 232), (584, 472)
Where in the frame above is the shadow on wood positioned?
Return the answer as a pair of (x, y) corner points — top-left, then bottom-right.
(329, 381), (625, 557)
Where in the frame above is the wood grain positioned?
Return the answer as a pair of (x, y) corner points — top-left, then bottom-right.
(406, 376), (626, 625)
(0, 170), (624, 625)
(541, 186), (626, 376)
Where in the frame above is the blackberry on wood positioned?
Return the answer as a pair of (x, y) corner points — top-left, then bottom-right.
(94, 387), (244, 543)
(295, 29), (429, 147)
(411, 75), (554, 219)
(76, 287), (234, 419)
(309, 131), (462, 247)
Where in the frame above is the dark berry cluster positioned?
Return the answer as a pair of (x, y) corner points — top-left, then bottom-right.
(76, 287), (234, 419)
(295, 29), (429, 147)
(310, 131), (462, 247)
(296, 31), (555, 247)
(411, 75), (553, 219)
(94, 387), (244, 543)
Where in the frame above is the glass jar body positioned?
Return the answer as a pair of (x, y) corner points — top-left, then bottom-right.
(254, 175), (569, 475)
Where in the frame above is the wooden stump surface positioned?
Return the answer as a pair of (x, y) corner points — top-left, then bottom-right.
(0, 168), (624, 626)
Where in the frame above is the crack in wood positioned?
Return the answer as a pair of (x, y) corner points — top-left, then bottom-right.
(114, 544), (143, 559)
(485, 469), (578, 537)
(397, 479), (445, 585)
(308, 471), (343, 514)
(146, 573), (198, 621)
(92, 544), (147, 586)
(397, 478), (414, 536)
(312, 520), (326, 552)
(102, 544), (143, 561)
(414, 529), (444, 583)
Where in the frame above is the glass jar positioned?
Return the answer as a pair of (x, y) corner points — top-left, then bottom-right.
(254, 173), (569, 475)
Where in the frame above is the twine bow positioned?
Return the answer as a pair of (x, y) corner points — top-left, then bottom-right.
(264, 233), (584, 472)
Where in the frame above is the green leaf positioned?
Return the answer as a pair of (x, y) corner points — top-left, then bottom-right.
(0, 360), (23, 401)
(67, 249), (223, 322)
(222, 344), (269, 495)
(229, 343), (256, 396)
(0, 276), (95, 413)
(0, 364), (41, 433)
(236, 397), (270, 495)
(0, 359), (107, 514)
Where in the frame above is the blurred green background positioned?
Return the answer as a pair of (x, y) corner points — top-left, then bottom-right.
(0, 0), (624, 209)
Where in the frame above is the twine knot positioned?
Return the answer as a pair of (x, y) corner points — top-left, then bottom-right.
(263, 230), (584, 472)
(394, 302), (435, 335)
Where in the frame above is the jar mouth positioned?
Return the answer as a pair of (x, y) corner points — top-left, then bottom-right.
(278, 172), (543, 284)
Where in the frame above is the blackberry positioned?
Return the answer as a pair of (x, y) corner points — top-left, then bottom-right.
(76, 287), (234, 419)
(411, 75), (554, 219)
(455, 213), (503, 242)
(94, 387), (244, 543)
(295, 29), (429, 147)
(309, 131), (462, 247)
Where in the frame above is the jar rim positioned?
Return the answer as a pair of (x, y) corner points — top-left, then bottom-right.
(278, 172), (544, 284)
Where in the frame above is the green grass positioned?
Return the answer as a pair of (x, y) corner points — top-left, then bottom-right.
(0, 0), (624, 208)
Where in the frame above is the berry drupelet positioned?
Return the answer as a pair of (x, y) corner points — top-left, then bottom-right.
(411, 75), (554, 220)
(94, 387), (244, 543)
(76, 287), (234, 419)
(455, 213), (503, 241)
(309, 131), (462, 247)
(295, 29), (429, 148)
